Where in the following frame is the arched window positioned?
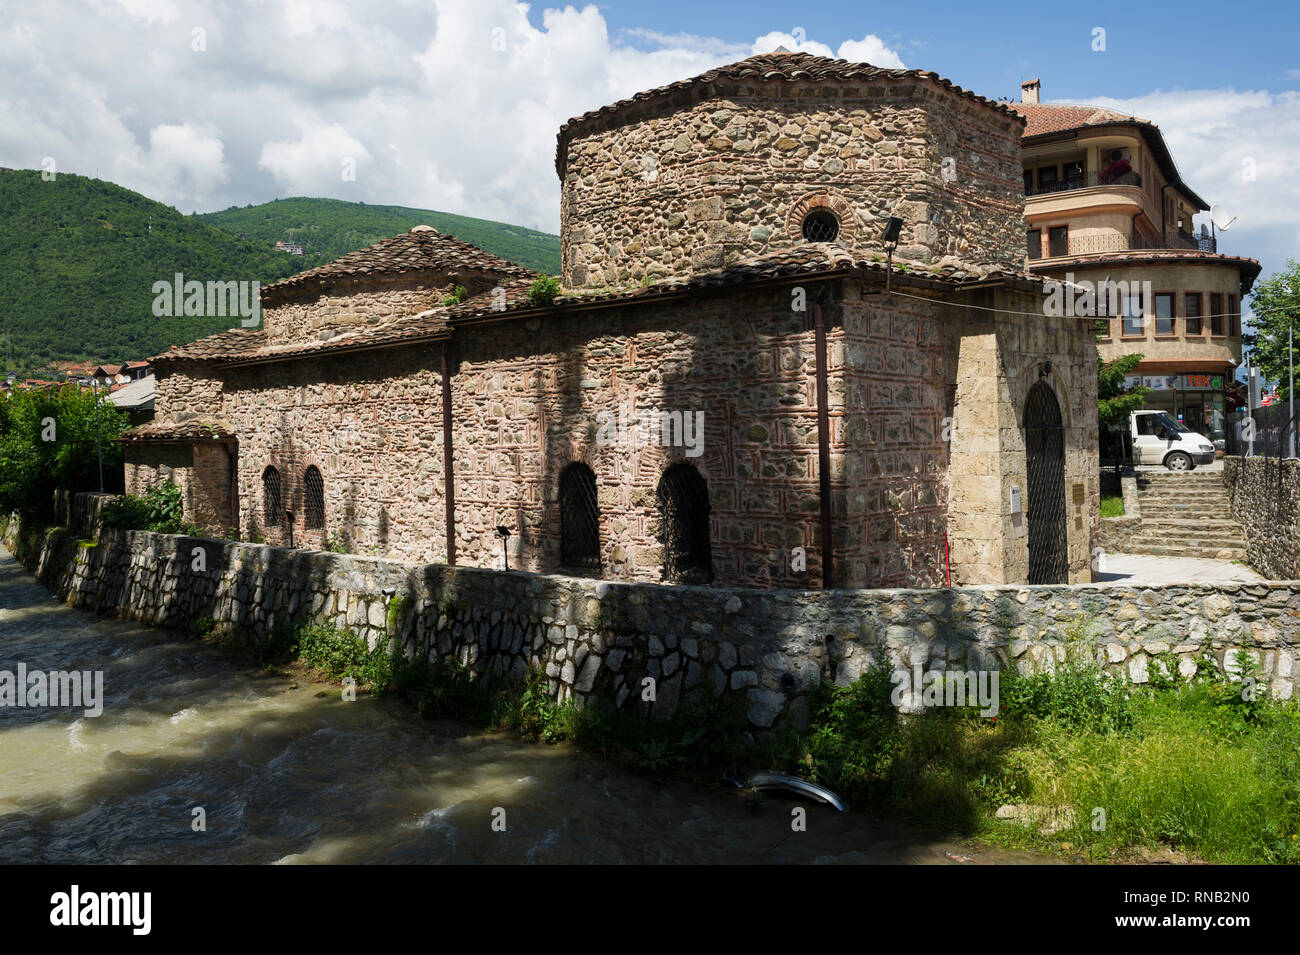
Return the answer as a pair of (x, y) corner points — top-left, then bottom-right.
(262, 466), (282, 526)
(656, 463), (712, 583)
(304, 466), (325, 529)
(559, 463), (600, 569)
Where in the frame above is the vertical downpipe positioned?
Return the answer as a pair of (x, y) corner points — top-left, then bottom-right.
(441, 343), (457, 565)
(225, 441), (239, 535)
(813, 303), (834, 589)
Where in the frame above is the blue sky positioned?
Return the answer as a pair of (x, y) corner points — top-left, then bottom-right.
(597, 0), (1300, 99)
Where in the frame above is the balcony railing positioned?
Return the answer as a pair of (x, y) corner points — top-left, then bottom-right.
(1025, 169), (1143, 197)
(1031, 228), (1217, 260)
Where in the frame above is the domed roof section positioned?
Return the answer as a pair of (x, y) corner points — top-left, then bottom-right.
(555, 50), (1024, 178)
(262, 225), (536, 302)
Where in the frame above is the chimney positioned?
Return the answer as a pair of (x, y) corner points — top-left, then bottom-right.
(1021, 78), (1041, 105)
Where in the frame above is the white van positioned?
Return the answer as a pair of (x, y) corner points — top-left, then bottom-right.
(1129, 410), (1217, 470)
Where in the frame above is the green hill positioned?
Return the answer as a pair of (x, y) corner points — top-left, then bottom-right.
(0, 171), (561, 375)
(196, 197), (561, 276)
(0, 168), (306, 374)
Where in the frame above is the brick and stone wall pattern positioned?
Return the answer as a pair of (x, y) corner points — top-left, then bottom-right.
(560, 85), (1025, 289)
(262, 271), (503, 347)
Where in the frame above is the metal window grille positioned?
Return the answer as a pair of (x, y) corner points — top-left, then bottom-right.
(656, 463), (712, 583)
(304, 466), (325, 529)
(559, 463), (600, 569)
(801, 210), (840, 243)
(262, 466), (282, 526)
(1024, 381), (1068, 585)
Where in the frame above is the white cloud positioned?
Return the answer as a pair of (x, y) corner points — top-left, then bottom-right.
(259, 120), (371, 195)
(750, 30), (905, 67)
(0, 0), (911, 229)
(837, 34), (906, 69)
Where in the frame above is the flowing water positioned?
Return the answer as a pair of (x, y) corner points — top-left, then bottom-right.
(0, 546), (1053, 864)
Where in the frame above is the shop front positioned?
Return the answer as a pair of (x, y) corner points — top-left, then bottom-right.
(1124, 372), (1228, 450)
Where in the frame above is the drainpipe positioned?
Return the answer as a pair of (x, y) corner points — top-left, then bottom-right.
(224, 440), (238, 535)
(812, 302), (834, 589)
(441, 343), (457, 565)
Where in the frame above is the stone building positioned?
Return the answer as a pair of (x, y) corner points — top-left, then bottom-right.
(122, 51), (1100, 588)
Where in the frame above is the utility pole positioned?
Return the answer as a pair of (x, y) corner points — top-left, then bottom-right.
(93, 378), (104, 492)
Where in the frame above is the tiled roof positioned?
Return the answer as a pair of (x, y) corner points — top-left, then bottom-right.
(556, 51), (1026, 178)
(1030, 249), (1262, 287)
(1010, 103), (1152, 138)
(153, 246), (1040, 366)
(150, 308), (453, 367)
(261, 226), (536, 302)
(443, 245), (1043, 325)
(1012, 101), (1209, 210)
(119, 419), (235, 442)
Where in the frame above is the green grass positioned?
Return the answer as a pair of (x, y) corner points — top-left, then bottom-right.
(1100, 493), (1125, 518)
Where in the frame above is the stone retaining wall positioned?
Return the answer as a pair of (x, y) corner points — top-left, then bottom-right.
(1225, 456), (1300, 579)
(5, 496), (1296, 730)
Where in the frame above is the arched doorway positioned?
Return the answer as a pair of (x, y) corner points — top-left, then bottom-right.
(1024, 380), (1068, 584)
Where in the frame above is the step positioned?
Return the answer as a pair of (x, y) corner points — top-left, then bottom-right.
(1128, 538), (1245, 552)
(1119, 544), (1247, 560)
(1132, 521), (1243, 534)
(1137, 506), (1235, 518)
(1136, 498), (1231, 508)
(1137, 484), (1229, 493)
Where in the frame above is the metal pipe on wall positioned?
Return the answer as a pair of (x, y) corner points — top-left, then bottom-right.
(812, 302), (834, 590)
(441, 344), (457, 565)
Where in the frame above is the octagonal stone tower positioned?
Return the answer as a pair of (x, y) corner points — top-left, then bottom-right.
(556, 51), (1028, 289)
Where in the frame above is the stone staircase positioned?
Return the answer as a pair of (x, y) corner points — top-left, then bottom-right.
(1123, 471), (1245, 560)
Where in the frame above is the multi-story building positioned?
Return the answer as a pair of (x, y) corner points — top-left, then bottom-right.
(1014, 79), (1261, 449)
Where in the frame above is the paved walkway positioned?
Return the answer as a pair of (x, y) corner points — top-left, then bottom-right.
(1096, 552), (1262, 584)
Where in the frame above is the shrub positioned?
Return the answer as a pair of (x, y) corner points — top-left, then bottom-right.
(441, 284), (468, 306)
(99, 480), (201, 536)
(527, 275), (561, 307)
(296, 623), (391, 688)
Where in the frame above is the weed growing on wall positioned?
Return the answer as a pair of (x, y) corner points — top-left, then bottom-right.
(99, 480), (201, 536)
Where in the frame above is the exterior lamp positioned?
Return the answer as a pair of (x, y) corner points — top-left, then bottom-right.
(881, 216), (904, 297)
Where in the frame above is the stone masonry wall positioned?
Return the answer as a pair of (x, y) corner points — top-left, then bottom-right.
(138, 272), (1092, 589)
(221, 344), (448, 556)
(6, 500), (1296, 736)
(1225, 456), (1300, 579)
(262, 271), (502, 347)
(450, 282), (894, 587)
(945, 288), (1099, 584)
(560, 84), (1025, 289)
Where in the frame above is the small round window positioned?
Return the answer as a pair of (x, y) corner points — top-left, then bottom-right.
(801, 210), (840, 243)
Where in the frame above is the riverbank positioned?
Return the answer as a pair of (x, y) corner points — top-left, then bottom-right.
(6, 504), (1300, 863)
(0, 543), (1051, 864)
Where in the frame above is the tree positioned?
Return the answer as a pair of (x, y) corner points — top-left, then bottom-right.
(0, 385), (129, 516)
(1098, 353), (1148, 429)
(1244, 260), (1300, 401)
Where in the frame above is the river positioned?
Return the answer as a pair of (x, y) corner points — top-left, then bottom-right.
(0, 545), (1053, 864)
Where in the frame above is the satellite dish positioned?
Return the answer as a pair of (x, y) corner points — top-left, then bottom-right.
(1210, 204), (1237, 231)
